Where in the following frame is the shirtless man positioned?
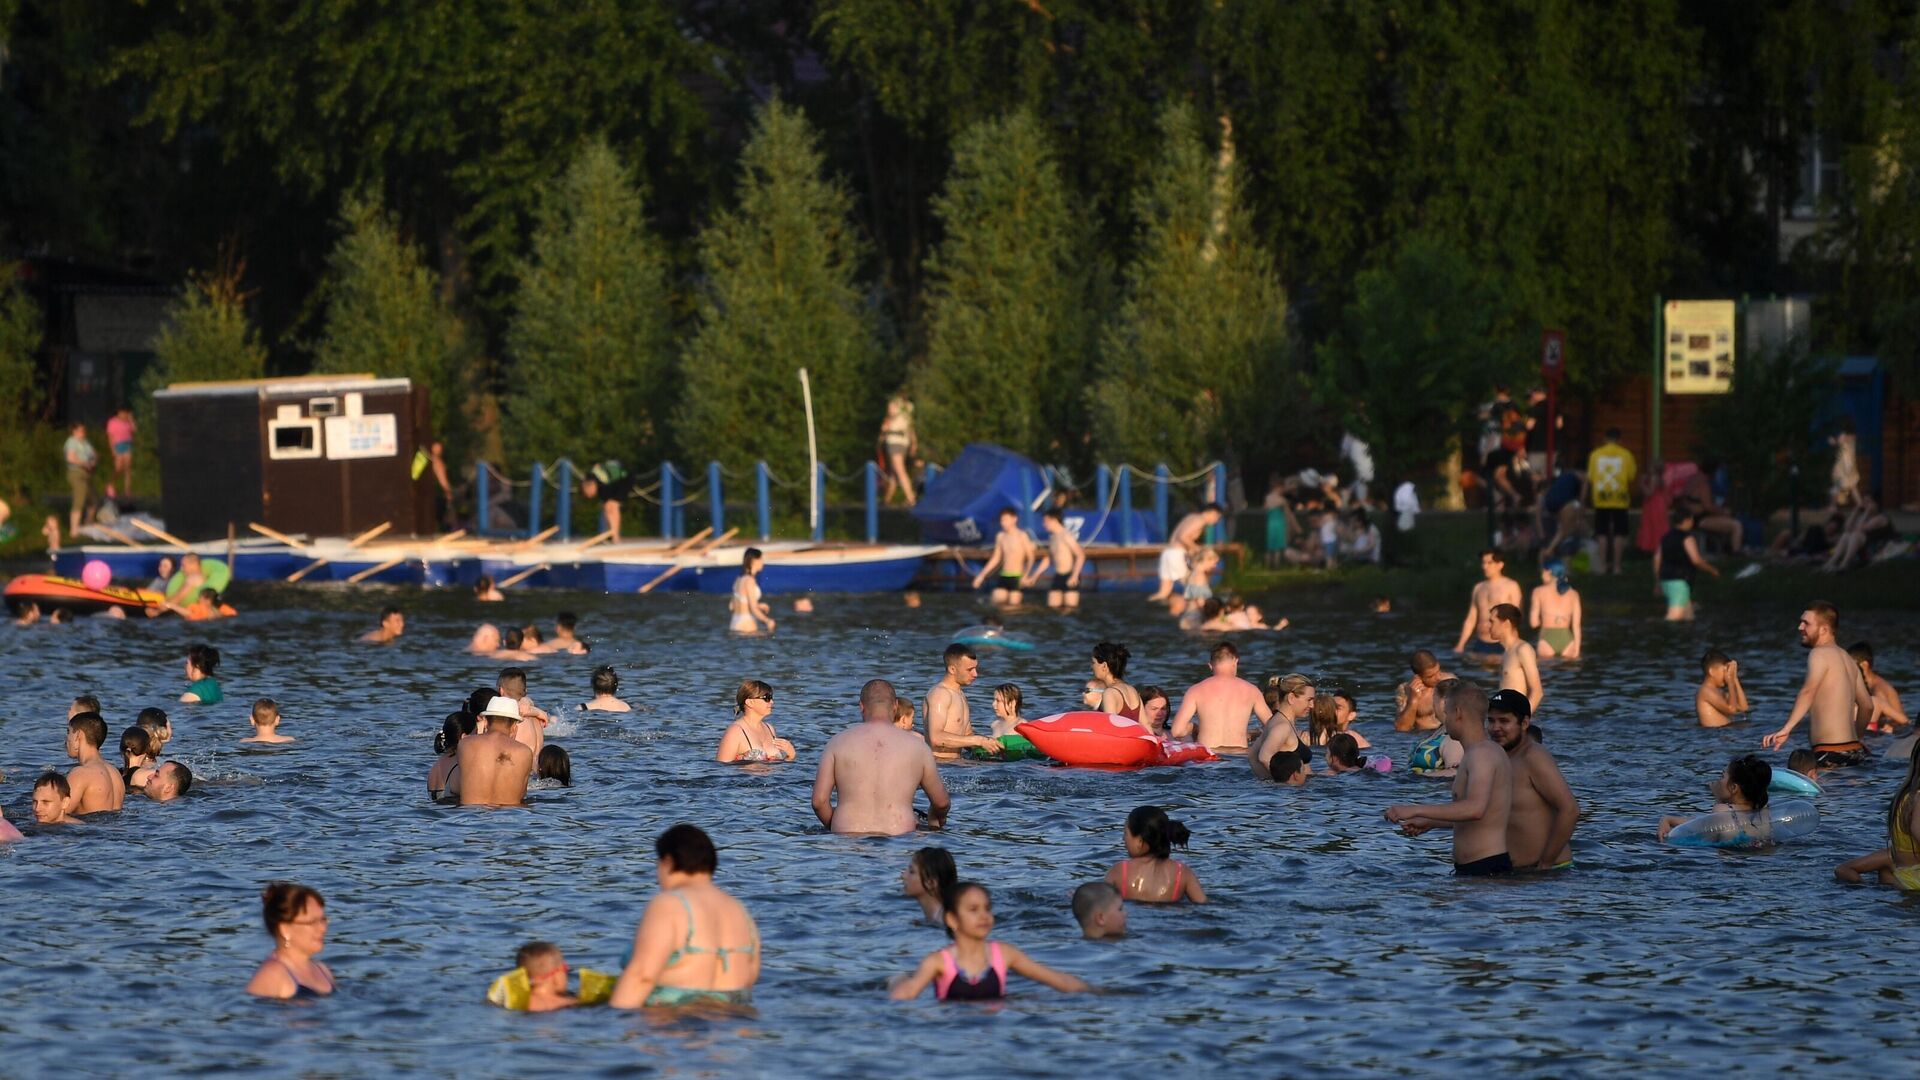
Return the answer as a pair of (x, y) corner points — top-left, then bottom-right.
(1152, 504), (1225, 615)
(498, 667), (552, 760)
(812, 679), (950, 836)
(1849, 641), (1910, 732)
(63, 712), (125, 815)
(1695, 649), (1750, 728)
(971, 508), (1037, 605)
(1484, 689), (1577, 870)
(1394, 650), (1454, 732)
(1170, 641), (1273, 753)
(144, 761), (193, 803)
(163, 552), (206, 605)
(1027, 510), (1087, 609)
(531, 612), (589, 655)
(925, 644), (1001, 755)
(1763, 601), (1875, 767)
(1452, 549), (1522, 658)
(1250, 673), (1312, 780)
(495, 628), (538, 662)
(360, 606), (405, 644)
(1489, 603), (1543, 715)
(459, 699), (534, 807)
(1385, 682), (1513, 876)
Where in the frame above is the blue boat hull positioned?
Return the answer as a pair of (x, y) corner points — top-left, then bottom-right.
(755, 555), (926, 594)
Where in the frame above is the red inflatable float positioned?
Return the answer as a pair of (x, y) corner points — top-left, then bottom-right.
(1016, 712), (1219, 768)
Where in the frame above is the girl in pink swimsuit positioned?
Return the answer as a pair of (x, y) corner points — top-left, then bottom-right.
(890, 883), (1089, 1002)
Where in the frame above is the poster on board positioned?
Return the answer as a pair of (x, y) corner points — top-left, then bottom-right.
(1663, 300), (1736, 394)
(323, 414), (399, 460)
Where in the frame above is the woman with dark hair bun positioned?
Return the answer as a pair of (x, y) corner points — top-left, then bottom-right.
(429, 711), (478, 799)
(245, 882), (336, 998)
(609, 824), (762, 1009)
(1104, 805), (1207, 904)
(1088, 642), (1143, 722)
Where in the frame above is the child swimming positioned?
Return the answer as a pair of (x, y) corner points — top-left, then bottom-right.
(508, 941), (577, 1012)
(242, 698), (294, 744)
(901, 847), (957, 924)
(890, 882), (1088, 1001)
(989, 684), (1025, 738)
(1104, 805), (1208, 903)
(1071, 882), (1127, 940)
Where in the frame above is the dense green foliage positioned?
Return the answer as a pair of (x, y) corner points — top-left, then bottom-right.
(504, 142), (675, 470)
(152, 268), (268, 385)
(674, 100), (884, 475)
(0, 263), (42, 421)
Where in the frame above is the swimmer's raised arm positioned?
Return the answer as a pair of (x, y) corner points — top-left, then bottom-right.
(1726, 660), (1749, 714)
(1001, 943), (1087, 993)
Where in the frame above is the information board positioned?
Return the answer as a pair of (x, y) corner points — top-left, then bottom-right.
(1663, 300), (1736, 394)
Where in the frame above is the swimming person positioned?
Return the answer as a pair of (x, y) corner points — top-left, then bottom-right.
(143, 761), (192, 802)
(497, 668), (551, 760)
(971, 508), (1038, 605)
(1695, 649), (1750, 728)
(474, 575), (505, 602)
(813, 679), (950, 836)
(1654, 505), (1718, 621)
(1453, 549), (1522, 657)
(892, 695), (920, 738)
(717, 679), (796, 763)
(902, 847), (957, 924)
(1528, 561), (1582, 659)
(1395, 650), (1454, 732)
(242, 698), (294, 744)
(578, 665), (631, 713)
(926, 643), (1001, 756)
(245, 882), (336, 999)
(63, 712), (124, 815)
(1300, 694), (1341, 748)
(536, 745), (571, 785)
(1330, 690), (1370, 748)
(1385, 682), (1513, 876)
(1833, 749), (1920, 889)
(1137, 685), (1170, 736)
(890, 882), (1088, 1001)
(360, 606), (405, 644)
(458, 698), (533, 807)
(1763, 602), (1875, 767)
(506, 942), (578, 1012)
(531, 612), (590, 655)
(1105, 805), (1208, 903)
(729, 548), (776, 635)
(609, 824), (761, 1008)
(1071, 882), (1128, 940)
(1850, 641), (1911, 732)
(68, 693), (102, 721)
(1324, 733), (1381, 775)
(180, 644), (223, 704)
(1485, 689), (1578, 870)
(428, 711), (477, 799)
(1490, 604), (1543, 715)
(988, 684), (1026, 738)
(33, 773), (77, 825)
(467, 624), (503, 655)
(1658, 755), (1770, 841)
(1029, 510), (1086, 608)
(120, 726), (155, 789)
(137, 707), (172, 756)
(1266, 748), (1311, 784)
(495, 628), (537, 662)
(1089, 641), (1144, 721)
(1170, 641), (1273, 753)
(1150, 503), (1224, 612)
(1250, 673), (1313, 780)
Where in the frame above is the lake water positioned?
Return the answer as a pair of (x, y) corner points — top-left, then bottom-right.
(1, 583), (1915, 1076)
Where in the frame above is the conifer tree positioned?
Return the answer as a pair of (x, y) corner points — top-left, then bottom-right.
(505, 141), (672, 468)
(153, 265), (267, 384)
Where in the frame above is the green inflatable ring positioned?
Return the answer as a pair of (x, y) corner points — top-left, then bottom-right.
(168, 559), (232, 596)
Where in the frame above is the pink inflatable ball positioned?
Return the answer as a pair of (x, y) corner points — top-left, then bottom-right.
(81, 560), (112, 591)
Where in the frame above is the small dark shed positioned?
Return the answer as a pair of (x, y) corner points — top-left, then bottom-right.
(155, 375), (433, 540)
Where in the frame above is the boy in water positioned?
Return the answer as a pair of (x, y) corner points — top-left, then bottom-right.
(1786, 749), (1821, 784)
(243, 698), (295, 744)
(1694, 649), (1750, 728)
(1178, 549), (1222, 630)
(892, 696), (922, 741)
(1071, 882), (1128, 940)
(516, 942), (578, 1012)
(1027, 510), (1087, 609)
(33, 773), (78, 825)
(971, 508), (1037, 605)
(1849, 642), (1910, 732)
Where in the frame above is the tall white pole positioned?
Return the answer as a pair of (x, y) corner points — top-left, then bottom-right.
(799, 367), (819, 531)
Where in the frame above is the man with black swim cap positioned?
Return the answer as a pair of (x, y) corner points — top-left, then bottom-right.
(1486, 689), (1578, 871)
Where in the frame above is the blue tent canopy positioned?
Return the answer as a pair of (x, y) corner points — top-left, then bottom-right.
(913, 444), (1161, 546)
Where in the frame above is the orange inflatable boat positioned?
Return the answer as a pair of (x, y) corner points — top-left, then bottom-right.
(3, 574), (165, 616)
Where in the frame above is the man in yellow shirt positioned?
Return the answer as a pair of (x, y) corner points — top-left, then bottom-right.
(1586, 427), (1637, 575)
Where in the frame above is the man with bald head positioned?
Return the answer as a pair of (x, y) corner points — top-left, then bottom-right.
(812, 679), (950, 836)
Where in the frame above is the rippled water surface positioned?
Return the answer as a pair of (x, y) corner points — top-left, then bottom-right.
(2, 582), (1916, 1076)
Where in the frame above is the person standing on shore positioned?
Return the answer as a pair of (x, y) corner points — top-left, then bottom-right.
(1586, 427), (1636, 575)
(1150, 505), (1224, 615)
(64, 422), (97, 536)
(106, 407), (136, 499)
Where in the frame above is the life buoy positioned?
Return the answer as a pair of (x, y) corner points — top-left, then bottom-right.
(1664, 799), (1818, 849)
(951, 626), (1034, 651)
(1768, 770), (1822, 797)
(1015, 712), (1217, 768)
(3, 573), (165, 615)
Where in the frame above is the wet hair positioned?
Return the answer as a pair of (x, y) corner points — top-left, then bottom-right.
(1267, 748), (1309, 781)
(943, 643), (977, 668)
(1701, 648), (1731, 674)
(502, 627), (525, 650)
(892, 696), (915, 725)
(1888, 748), (1920, 851)
(474, 575), (495, 595)
(1072, 881), (1122, 928)
(1787, 749), (1818, 776)
(591, 665), (619, 695)
(1490, 603), (1522, 628)
(380, 606), (402, 622)
(1806, 600), (1839, 632)
(187, 643), (220, 676)
(72, 693), (102, 715)
(497, 668), (527, 696)
(1727, 755), (1772, 809)
(1201, 598), (1224, 621)
(164, 760), (193, 795)
(938, 882), (989, 939)
(656, 823), (718, 875)
(1307, 695), (1340, 745)
(1139, 685), (1168, 711)
(742, 547), (764, 573)
(35, 771), (70, 797)
(434, 711), (478, 755)
(1091, 641), (1131, 679)
(1209, 640), (1238, 664)
(556, 612), (577, 633)
(516, 941), (562, 976)
(734, 679), (774, 715)
(137, 708), (171, 742)
(120, 726), (153, 763)
(911, 847), (957, 897)
(994, 683), (1023, 715)
(537, 745), (572, 786)
(1327, 732), (1365, 770)
(261, 881), (323, 936)
(1409, 649), (1439, 675)
(1333, 689), (1357, 712)
(69, 711), (107, 749)
(1125, 805), (1192, 859)
(251, 697), (279, 724)
(1846, 641), (1873, 666)
(522, 624), (543, 646)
